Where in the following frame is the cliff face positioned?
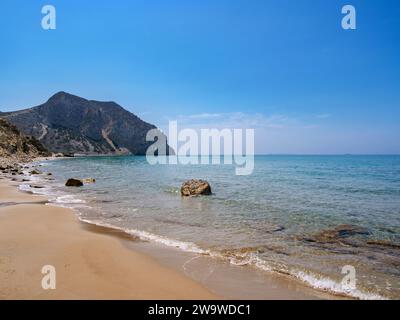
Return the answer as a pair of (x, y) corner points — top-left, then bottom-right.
(1, 92), (170, 155)
(0, 118), (49, 159)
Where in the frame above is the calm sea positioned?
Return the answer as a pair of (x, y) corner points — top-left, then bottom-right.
(25, 155), (400, 299)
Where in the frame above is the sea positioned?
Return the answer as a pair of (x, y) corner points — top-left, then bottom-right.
(20, 155), (400, 299)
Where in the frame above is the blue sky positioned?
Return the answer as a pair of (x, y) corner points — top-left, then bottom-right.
(0, 0), (399, 154)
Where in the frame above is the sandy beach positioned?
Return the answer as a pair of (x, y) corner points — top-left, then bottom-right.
(0, 179), (217, 299)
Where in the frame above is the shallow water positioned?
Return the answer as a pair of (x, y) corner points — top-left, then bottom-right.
(25, 155), (400, 299)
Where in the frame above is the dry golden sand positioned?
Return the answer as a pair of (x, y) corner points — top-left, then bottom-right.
(0, 179), (217, 299)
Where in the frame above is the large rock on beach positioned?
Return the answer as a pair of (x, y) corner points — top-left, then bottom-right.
(65, 178), (84, 187)
(181, 179), (212, 197)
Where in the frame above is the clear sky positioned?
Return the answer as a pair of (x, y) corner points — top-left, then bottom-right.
(0, 0), (399, 154)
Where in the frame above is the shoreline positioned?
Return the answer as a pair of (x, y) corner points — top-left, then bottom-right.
(0, 177), (218, 299)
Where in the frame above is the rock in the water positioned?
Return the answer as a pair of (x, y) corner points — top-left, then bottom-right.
(65, 178), (83, 187)
(30, 169), (42, 175)
(181, 179), (212, 196)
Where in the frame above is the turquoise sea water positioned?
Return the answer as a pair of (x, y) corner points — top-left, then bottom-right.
(28, 155), (400, 299)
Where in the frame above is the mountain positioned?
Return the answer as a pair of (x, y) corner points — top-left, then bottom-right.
(0, 118), (50, 159)
(1, 92), (170, 156)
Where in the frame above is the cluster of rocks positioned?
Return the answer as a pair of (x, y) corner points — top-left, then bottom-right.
(0, 157), (56, 184)
(0, 116), (53, 182)
(0, 154), (96, 189)
(0, 159), (25, 177)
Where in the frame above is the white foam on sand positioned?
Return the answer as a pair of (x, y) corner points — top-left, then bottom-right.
(78, 218), (208, 255)
(18, 184), (33, 193)
(125, 228), (207, 254)
(53, 195), (87, 204)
